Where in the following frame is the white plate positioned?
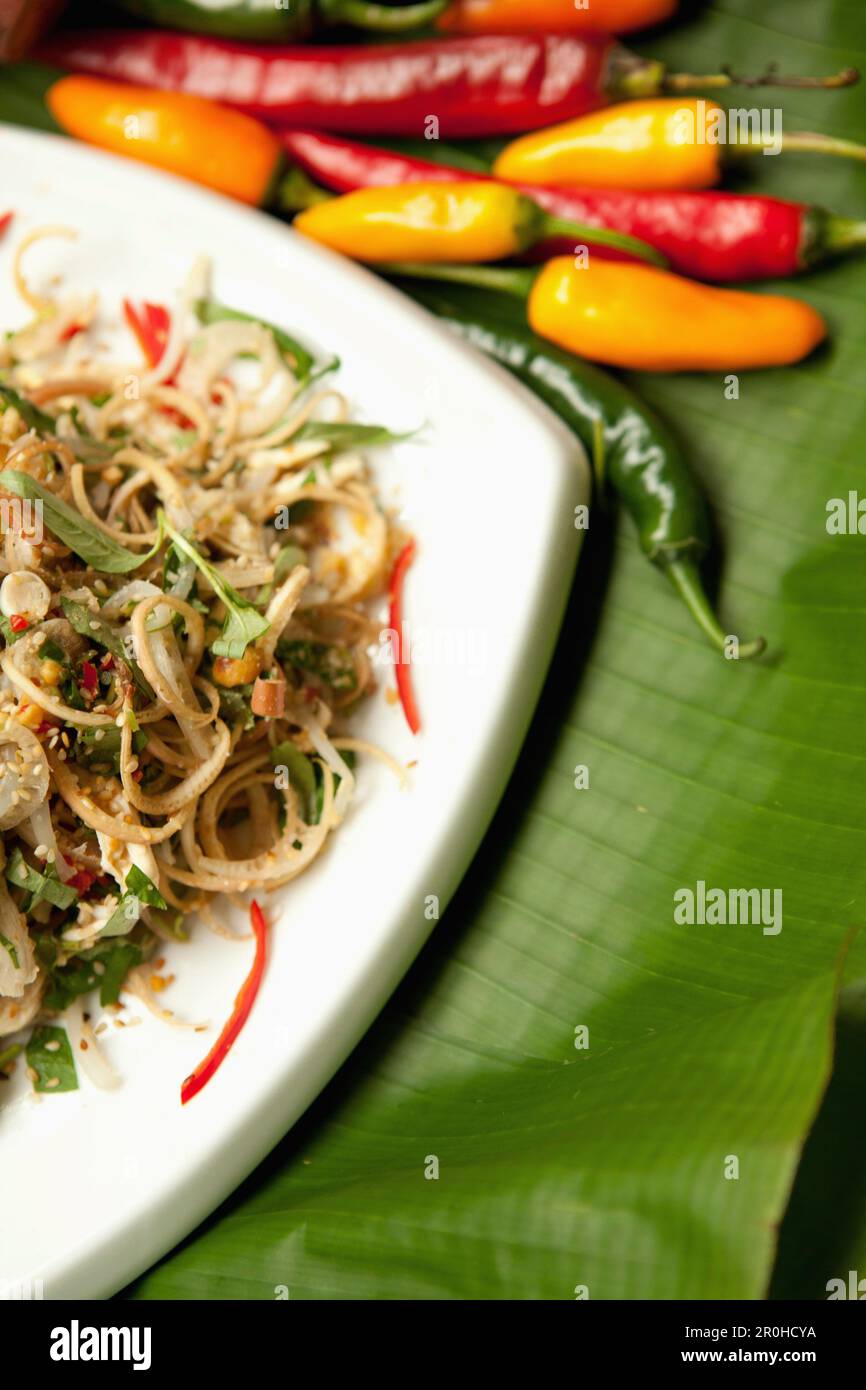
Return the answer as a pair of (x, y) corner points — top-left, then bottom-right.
(0, 127), (588, 1300)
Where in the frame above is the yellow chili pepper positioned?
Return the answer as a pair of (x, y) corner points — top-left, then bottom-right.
(293, 182), (665, 265)
(528, 259), (827, 371)
(379, 259), (827, 373)
(494, 96), (866, 191)
(47, 76), (284, 206)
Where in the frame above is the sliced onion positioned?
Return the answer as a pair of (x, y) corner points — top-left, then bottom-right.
(66, 996), (120, 1091)
(0, 720), (50, 830)
(0, 879), (37, 998)
(142, 253), (210, 389)
(177, 320), (296, 437)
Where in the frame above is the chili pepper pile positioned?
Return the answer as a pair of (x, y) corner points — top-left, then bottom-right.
(10, 0), (865, 656)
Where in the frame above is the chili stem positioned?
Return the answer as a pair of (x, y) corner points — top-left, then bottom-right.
(823, 216), (866, 255)
(730, 130), (866, 165)
(381, 262), (537, 298)
(540, 214), (668, 268)
(276, 166), (333, 214)
(666, 559), (765, 659)
(321, 0), (448, 31)
(664, 63), (859, 92)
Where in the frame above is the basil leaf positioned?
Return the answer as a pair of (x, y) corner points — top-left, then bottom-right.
(124, 865), (167, 910)
(296, 421), (412, 451)
(160, 513), (269, 659)
(5, 848), (78, 909)
(44, 936), (145, 1010)
(26, 1025), (78, 1093)
(60, 596), (155, 701)
(98, 941), (143, 1005)
(0, 382), (56, 434)
(194, 299), (315, 380)
(0, 470), (162, 574)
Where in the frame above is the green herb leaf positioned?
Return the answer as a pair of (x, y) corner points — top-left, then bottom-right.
(194, 299), (315, 380)
(45, 937), (145, 1010)
(26, 1025), (77, 1093)
(160, 513), (269, 659)
(0, 471), (163, 573)
(271, 740), (317, 821)
(124, 866), (168, 910)
(60, 596), (155, 700)
(296, 421), (412, 451)
(258, 544), (307, 606)
(0, 381), (56, 433)
(5, 848), (78, 909)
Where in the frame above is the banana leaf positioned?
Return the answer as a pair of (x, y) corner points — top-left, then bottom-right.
(124, 0), (865, 1300)
(1, 0), (863, 1300)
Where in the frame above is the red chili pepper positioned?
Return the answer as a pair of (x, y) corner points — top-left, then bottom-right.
(100, 652), (115, 670)
(34, 28), (800, 139)
(69, 869), (96, 894)
(9, 614), (28, 633)
(0, 212), (13, 236)
(180, 899), (268, 1105)
(389, 541), (421, 736)
(80, 660), (99, 694)
(279, 129), (866, 282)
(123, 297), (171, 368)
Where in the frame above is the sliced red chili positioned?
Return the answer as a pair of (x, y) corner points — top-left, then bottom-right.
(389, 540), (421, 735)
(123, 298), (171, 369)
(0, 212), (13, 236)
(69, 869), (95, 894)
(80, 660), (99, 694)
(9, 614), (28, 633)
(180, 899), (269, 1105)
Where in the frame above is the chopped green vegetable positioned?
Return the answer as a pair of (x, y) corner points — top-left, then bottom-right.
(217, 684), (255, 730)
(258, 543), (307, 606)
(0, 471), (164, 573)
(45, 937), (145, 1011)
(5, 849), (78, 910)
(277, 638), (358, 693)
(26, 1025), (78, 1093)
(0, 932), (19, 969)
(60, 596), (155, 700)
(271, 740), (317, 820)
(0, 1042), (22, 1072)
(160, 513), (269, 659)
(194, 299), (315, 379)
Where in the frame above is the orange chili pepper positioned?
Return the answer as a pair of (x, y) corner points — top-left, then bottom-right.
(47, 76), (284, 206)
(380, 259), (826, 373)
(294, 182), (665, 265)
(438, 0), (678, 34)
(494, 97), (866, 191)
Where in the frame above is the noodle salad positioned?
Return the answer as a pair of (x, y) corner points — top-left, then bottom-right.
(0, 228), (413, 1100)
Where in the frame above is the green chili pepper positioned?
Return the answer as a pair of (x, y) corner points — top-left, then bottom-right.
(109, 0), (447, 40)
(398, 280), (764, 659)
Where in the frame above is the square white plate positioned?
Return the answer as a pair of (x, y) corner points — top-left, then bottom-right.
(0, 126), (588, 1300)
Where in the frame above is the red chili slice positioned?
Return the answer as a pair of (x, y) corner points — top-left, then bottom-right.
(180, 899), (269, 1105)
(123, 298), (171, 369)
(9, 614), (28, 633)
(80, 661), (99, 693)
(389, 540), (421, 735)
